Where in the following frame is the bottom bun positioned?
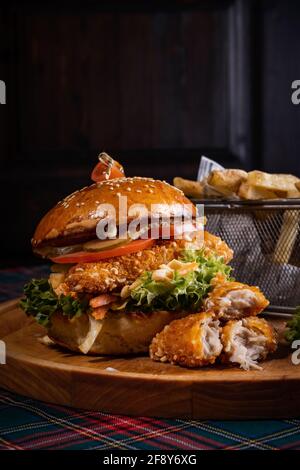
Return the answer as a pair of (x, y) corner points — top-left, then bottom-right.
(48, 310), (188, 355)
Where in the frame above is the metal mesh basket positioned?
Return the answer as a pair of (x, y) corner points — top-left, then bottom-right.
(193, 199), (300, 312)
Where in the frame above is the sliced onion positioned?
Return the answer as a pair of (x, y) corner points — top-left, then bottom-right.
(78, 315), (103, 354)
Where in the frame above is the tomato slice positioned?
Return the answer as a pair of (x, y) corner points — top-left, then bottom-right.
(91, 154), (124, 182)
(51, 238), (155, 263)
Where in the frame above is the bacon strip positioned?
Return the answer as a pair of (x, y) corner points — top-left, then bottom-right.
(89, 294), (117, 309)
(91, 306), (110, 320)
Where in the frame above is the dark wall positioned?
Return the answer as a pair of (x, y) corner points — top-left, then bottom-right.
(0, 0), (300, 265)
(262, 1), (300, 173)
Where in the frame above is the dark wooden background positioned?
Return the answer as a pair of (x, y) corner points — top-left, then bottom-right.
(0, 0), (300, 265)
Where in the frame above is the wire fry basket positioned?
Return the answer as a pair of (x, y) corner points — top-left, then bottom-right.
(193, 199), (300, 312)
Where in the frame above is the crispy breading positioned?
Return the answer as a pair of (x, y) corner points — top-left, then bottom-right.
(203, 231), (233, 263)
(150, 314), (277, 370)
(150, 312), (222, 368)
(204, 277), (269, 321)
(63, 232), (233, 295)
(65, 240), (182, 294)
(221, 317), (277, 370)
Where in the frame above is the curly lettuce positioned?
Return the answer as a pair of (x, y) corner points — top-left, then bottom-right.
(121, 250), (232, 313)
(19, 279), (90, 326)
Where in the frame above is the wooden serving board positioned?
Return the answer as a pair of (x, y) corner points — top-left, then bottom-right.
(0, 299), (300, 420)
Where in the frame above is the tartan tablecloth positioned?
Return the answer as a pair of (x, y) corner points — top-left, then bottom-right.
(0, 265), (300, 450)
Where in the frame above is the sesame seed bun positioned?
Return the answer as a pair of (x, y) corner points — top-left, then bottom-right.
(32, 177), (195, 248)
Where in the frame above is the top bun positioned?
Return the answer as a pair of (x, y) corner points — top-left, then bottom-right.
(32, 177), (195, 248)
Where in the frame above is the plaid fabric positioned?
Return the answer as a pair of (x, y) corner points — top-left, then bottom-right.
(0, 266), (300, 450)
(0, 265), (50, 302)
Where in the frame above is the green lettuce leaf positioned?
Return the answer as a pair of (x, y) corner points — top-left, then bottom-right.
(19, 278), (90, 326)
(123, 250), (232, 313)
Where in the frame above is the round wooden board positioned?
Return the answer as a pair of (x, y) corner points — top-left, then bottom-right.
(0, 300), (300, 419)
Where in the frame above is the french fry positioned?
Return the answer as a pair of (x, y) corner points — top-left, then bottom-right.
(273, 210), (300, 264)
(239, 172), (300, 264)
(287, 188), (300, 198)
(175, 167), (300, 201)
(207, 169), (248, 197)
(247, 171), (300, 198)
(173, 177), (204, 198)
(238, 182), (278, 200)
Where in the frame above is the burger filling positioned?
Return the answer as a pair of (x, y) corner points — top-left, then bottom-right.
(20, 235), (232, 334)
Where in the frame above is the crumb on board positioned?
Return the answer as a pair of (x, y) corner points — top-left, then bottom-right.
(105, 367), (119, 373)
(38, 335), (55, 346)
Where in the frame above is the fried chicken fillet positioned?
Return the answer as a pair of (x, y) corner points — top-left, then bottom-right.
(204, 274), (269, 321)
(58, 232), (233, 296)
(63, 240), (183, 295)
(150, 313), (277, 370)
(150, 312), (222, 367)
(221, 317), (277, 370)
(202, 231), (233, 264)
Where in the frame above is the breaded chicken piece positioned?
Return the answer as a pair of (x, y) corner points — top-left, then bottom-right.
(150, 312), (222, 368)
(65, 240), (182, 294)
(204, 274), (269, 321)
(64, 232), (232, 295)
(203, 231), (233, 264)
(221, 317), (277, 370)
